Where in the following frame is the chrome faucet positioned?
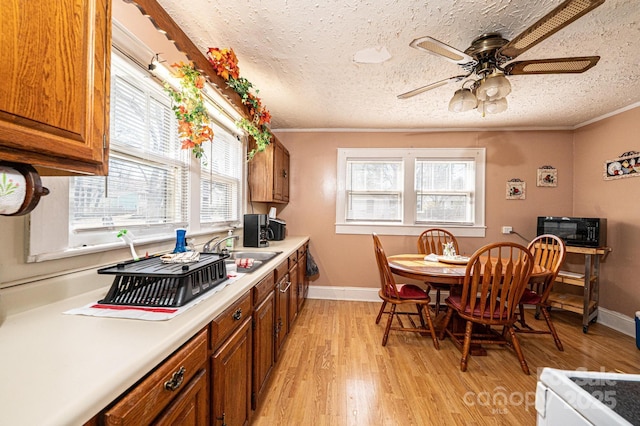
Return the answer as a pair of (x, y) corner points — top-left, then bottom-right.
(202, 236), (219, 253)
(208, 235), (240, 254)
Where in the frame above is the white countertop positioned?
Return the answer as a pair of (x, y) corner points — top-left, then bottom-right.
(0, 237), (308, 426)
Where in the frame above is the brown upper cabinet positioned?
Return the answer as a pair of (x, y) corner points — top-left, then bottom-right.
(248, 136), (290, 203)
(0, 0), (111, 175)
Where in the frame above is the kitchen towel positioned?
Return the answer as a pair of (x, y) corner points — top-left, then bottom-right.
(64, 273), (245, 321)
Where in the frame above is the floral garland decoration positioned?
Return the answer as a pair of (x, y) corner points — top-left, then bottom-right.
(164, 62), (213, 159)
(207, 48), (272, 158)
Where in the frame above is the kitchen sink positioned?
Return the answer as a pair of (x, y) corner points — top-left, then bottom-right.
(224, 250), (282, 273)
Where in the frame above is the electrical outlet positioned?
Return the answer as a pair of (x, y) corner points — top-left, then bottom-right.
(502, 226), (513, 234)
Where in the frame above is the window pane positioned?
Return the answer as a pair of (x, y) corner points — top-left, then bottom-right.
(70, 53), (188, 238)
(347, 193), (401, 221)
(346, 160), (402, 222)
(416, 194), (469, 222)
(348, 161), (401, 191)
(415, 159), (474, 224)
(71, 156), (186, 229)
(200, 123), (242, 224)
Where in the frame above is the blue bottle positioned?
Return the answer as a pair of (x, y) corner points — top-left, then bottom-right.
(173, 228), (187, 253)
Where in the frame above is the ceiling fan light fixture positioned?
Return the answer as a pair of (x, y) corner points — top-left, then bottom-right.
(476, 72), (511, 101)
(448, 88), (477, 112)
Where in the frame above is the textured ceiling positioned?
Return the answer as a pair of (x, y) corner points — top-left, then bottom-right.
(149, 0), (639, 130)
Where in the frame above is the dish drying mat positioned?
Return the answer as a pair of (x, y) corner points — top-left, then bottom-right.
(64, 273), (245, 321)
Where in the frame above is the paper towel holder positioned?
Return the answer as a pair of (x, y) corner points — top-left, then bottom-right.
(0, 162), (50, 216)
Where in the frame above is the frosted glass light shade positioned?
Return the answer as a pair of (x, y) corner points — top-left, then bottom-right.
(478, 97), (508, 114)
(476, 73), (511, 101)
(448, 89), (477, 112)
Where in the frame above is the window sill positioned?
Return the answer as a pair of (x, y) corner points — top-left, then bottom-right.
(335, 223), (486, 237)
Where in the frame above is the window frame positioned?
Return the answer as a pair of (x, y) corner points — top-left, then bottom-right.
(335, 147), (486, 237)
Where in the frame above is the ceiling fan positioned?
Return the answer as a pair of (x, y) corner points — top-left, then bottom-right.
(398, 0), (605, 115)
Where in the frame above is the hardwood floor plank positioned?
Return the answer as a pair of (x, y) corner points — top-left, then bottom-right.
(252, 299), (640, 425)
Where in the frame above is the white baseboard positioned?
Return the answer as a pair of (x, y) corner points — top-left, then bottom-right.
(597, 307), (636, 338)
(307, 286), (638, 339)
(308, 285), (380, 302)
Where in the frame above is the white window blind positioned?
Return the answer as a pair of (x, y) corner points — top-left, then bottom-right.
(200, 122), (243, 224)
(415, 159), (475, 224)
(346, 159), (403, 222)
(68, 53), (189, 248)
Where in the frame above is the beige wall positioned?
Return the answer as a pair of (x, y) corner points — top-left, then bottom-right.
(275, 130), (575, 292)
(573, 107), (640, 316)
(2, 109), (638, 318)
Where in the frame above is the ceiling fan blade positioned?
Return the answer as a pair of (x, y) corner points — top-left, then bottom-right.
(504, 56), (600, 75)
(397, 75), (468, 99)
(409, 36), (476, 65)
(497, 0), (605, 59)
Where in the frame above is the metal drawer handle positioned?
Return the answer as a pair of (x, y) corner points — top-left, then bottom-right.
(232, 308), (242, 320)
(280, 280), (292, 293)
(164, 366), (186, 391)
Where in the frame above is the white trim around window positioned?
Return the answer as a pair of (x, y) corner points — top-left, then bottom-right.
(335, 147), (486, 237)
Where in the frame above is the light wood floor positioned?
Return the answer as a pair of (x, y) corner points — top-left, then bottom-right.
(252, 299), (640, 425)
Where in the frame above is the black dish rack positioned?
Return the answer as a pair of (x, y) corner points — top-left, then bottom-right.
(97, 253), (228, 308)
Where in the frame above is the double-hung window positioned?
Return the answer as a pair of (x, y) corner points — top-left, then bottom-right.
(28, 47), (244, 262)
(336, 148), (485, 237)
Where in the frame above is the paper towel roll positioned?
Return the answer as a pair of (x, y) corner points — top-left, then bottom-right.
(0, 165), (27, 215)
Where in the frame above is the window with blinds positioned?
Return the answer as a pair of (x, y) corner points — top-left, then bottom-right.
(70, 54), (188, 241)
(346, 160), (403, 222)
(415, 159), (475, 224)
(61, 52), (243, 251)
(200, 122), (243, 224)
(336, 148), (486, 237)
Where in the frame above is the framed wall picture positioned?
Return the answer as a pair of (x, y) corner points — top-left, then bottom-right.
(506, 178), (525, 200)
(604, 151), (640, 180)
(537, 166), (557, 187)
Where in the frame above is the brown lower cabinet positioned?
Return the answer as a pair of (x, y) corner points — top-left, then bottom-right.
(89, 243), (308, 426)
(297, 243), (309, 310)
(274, 260), (290, 361)
(103, 329), (209, 425)
(210, 292), (253, 426)
(252, 273), (276, 410)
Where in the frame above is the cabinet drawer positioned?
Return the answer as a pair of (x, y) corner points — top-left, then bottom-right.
(274, 260), (288, 282)
(253, 272), (275, 306)
(211, 291), (252, 350)
(297, 245), (307, 259)
(288, 252), (298, 266)
(103, 328), (208, 425)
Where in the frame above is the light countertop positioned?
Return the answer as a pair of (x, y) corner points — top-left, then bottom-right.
(0, 237), (308, 426)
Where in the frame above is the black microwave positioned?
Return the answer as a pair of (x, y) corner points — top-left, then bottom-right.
(536, 216), (607, 248)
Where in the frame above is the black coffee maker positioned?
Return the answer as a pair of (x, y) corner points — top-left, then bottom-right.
(243, 214), (270, 247)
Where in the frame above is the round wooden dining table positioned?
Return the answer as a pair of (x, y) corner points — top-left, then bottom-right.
(387, 253), (550, 286)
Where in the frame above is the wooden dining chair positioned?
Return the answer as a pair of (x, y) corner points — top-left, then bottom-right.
(438, 242), (534, 374)
(515, 234), (567, 351)
(417, 228), (459, 314)
(372, 233), (439, 349)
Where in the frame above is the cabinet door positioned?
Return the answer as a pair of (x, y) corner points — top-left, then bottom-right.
(252, 290), (275, 409)
(273, 141), (285, 201)
(275, 275), (290, 360)
(288, 263), (298, 326)
(155, 369), (208, 426)
(297, 249), (307, 309)
(281, 145), (290, 202)
(0, 0), (110, 175)
(211, 318), (252, 426)
(104, 329), (208, 425)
